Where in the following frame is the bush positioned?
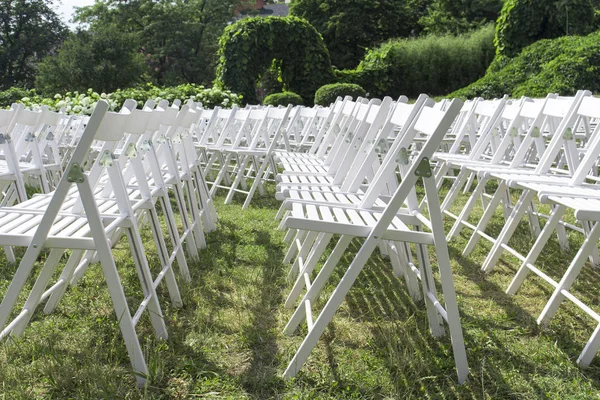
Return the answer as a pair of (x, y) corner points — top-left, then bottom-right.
(494, 0), (597, 60)
(314, 83), (366, 106)
(0, 84), (242, 114)
(338, 24), (495, 99)
(263, 92), (304, 106)
(0, 87), (32, 107)
(450, 31), (600, 99)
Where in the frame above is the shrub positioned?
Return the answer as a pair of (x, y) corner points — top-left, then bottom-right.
(339, 24), (495, 99)
(494, 0), (597, 60)
(0, 87), (32, 107)
(263, 92), (304, 106)
(314, 83), (366, 106)
(0, 84), (242, 114)
(450, 31), (600, 99)
(215, 16), (334, 105)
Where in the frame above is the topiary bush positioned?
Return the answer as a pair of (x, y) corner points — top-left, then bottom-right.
(494, 0), (597, 62)
(450, 31), (600, 99)
(263, 92), (304, 106)
(314, 83), (366, 106)
(337, 24), (495, 99)
(214, 16), (334, 105)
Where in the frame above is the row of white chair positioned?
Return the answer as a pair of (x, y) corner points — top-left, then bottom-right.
(431, 90), (600, 368)
(273, 95), (470, 383)
(0, 98), (218, 385)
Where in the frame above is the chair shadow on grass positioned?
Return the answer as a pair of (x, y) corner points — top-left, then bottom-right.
(191, 196), (288, 397)
(238, 229), (286, 397)
(308, 232), (600, 398)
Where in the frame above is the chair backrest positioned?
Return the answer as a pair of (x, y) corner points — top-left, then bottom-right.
(359, 97), (464, 210)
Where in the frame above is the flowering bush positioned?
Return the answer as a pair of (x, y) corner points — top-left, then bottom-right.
(0, 84), (242, 115)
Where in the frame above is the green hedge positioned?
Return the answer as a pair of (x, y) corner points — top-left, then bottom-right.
(494, 0), (597, 60)
(450, 31), (600, 99)
(314, 83), (366, 106)
(263, 92), (304, 106)
(0, 84), (242, 114)
(338, 24), (495, 99)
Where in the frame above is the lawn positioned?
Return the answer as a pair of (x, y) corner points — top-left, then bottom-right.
(0, 183), (599, 399)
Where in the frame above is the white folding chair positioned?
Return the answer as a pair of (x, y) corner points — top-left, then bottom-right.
(0, 102), (181, 385)
(280, 98), (469, 384)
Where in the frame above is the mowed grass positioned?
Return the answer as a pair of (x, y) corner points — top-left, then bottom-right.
(0, 182), (599, 398)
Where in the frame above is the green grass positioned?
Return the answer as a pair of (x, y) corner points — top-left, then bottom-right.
(0, 183), (599, 398)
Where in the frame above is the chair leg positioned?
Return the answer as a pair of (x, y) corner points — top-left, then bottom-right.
(462, 180), (505, 256)
(10, 248), (65, 336)
(578, 323), (600, 367)
(288, 231), (319, 279)
(506, 205), (566, 295)
(282, 230), (396, 380)
(538, 221), (600, 327)
(44, 249), (86, 314)
(285, 232), (333, 308)
(3, 246), (15, 264)
(447, 176), (488, 240)
(147, 207), (184, 306)
(481, 190), (535, 272)
(283, 235), (352, 335)
(440, 167), (470, 213)
(423, 175), (469, 384)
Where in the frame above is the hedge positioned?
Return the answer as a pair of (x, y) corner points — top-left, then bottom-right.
(314, 83), (366, 106)
(337, 24), (495, 99)
(263, 92), (304, 106)
(450, 31), (600, 99)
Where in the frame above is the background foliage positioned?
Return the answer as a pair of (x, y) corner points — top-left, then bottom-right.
(289, 0), (428, 70)
(215, 16), (334, 105)
(0, 0), (67, 90)
(0, 84), (241, 114)
(263, 92), (304, 106)
(450, 31), (600, 98)
(36, 24), (146, 95)
(75, 0), (239, 86)
(419, 0), (503, 35)
(336, 24), (496, 99)
(494, 0), (597, 61)
(314, 83), (367, 106)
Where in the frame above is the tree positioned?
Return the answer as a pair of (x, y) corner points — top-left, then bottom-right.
(75, 0), (239, 86)
(419, 0), (503, 35)
(36, 25), (147, 94)
(289, 0), (428, 70)
(0, 0), (67, 89)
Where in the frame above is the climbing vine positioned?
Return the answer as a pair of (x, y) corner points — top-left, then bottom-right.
(214, 16), (334, 105)
(494, 0), (596, 60)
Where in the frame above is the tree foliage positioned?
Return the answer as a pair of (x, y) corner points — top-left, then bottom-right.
(36, 25), (147, 94)
(215, 16), (334, 105)
(419, 0), (503, 35)
(0, 0), (67, 89)
(495, 0), (597, 59)
(289, 0), (427, 70)
(75, 0), (238, 86)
